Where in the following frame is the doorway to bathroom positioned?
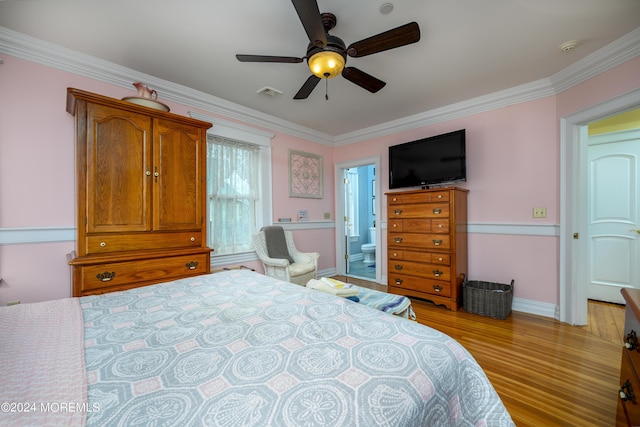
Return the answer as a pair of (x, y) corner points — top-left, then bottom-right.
(335, 157), (381, 283)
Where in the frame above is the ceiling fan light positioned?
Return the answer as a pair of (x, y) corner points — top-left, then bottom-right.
(308, 51), (345, 78)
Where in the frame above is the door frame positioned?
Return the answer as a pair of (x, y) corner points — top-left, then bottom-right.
(334, 156), (382, 283)
(560, 87), (640, 325)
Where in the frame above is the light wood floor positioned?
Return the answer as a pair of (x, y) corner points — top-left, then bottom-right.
(333, 276), (625, 426)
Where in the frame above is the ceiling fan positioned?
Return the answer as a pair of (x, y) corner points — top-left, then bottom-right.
(236, 0), (421, 100)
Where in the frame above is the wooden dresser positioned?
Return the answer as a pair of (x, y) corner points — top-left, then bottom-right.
(618, 288), (640, 425)
(386, 187), (468, 310)
(67, 88), (213, 296)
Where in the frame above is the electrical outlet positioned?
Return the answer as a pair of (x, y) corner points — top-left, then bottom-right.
(533, 207), (547, 218)
(324, 212), (331, 220)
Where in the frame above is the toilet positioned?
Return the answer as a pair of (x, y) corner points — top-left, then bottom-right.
(361, 227), (376, 264)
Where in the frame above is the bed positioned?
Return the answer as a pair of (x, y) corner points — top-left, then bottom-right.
(0, 269), (514, 426)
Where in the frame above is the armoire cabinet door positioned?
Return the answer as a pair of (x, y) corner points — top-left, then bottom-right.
(153, 118), (203, 231)
(86, 103), (152, 233)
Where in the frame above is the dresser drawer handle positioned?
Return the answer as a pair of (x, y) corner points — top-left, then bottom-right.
(185, 261), (199, 270)
(100, 242), (107, 247)
(190, 237), (196, 242)
(620, 380), (635, 401)
(433, 269), (443, 277)
(394, 209), (403, 215)
(394, 278), (403, 285)
(96, 272), (116, 282)
(393, 252), (399, 257)
(392, 223), (398, 228)
(433, 285), (443, 292)
(394, 237), (403, 244)
(432, 208), (442, 214)
(433, 239), (443, 246)
(625, 330), (638, 351)
(437, 194), (443, 199)
(394, 264), (403, 271)
(438, 257), (444, 262)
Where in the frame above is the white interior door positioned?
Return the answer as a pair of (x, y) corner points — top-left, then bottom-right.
(587, 129), (640, 303)
(343, 168), (351, 275)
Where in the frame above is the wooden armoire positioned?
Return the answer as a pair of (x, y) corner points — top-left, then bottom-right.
(66, 88), (213, 296)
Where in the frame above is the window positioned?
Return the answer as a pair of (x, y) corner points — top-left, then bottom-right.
(207, 136), (260, 255)
(189, 112), (274, 266)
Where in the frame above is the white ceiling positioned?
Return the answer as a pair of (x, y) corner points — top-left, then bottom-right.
(1, 0), (639, 137)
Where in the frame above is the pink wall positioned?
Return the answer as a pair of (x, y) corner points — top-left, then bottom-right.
(335, 97), (559, 303)
(1, 52), (639, 308)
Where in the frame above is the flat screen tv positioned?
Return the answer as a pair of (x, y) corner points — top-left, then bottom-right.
(389, 129), (466, 189)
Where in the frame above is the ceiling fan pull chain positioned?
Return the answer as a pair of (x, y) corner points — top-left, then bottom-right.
(325, 78), (329, 100)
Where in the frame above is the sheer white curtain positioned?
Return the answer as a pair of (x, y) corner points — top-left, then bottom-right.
(207, 136), (260, 255)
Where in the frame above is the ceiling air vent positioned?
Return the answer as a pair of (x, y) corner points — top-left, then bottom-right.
(257, 86), (283, 97)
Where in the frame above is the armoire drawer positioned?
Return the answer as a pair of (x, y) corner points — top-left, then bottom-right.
(77, 253), (209, 292)
(388, 260), (451, 281)
(388, 250), (451, 265)
(86, 231), (203, 254)
(388, 218), (449, 233)
(389, 233), (451, 250)
(388, 274), (452, 297)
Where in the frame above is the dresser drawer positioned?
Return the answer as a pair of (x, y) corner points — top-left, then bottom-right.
(77, 253), (209, 292)
(388, 218), (449, 233)
(388, 274), (451, 297)
(389, 260), (451, 281)
(388, 191), (450, 205)
(87, 231), (203, 254)
(389, 233), (450, 250)
(388, 250), (450, 265)
(620, 350), (640, 426)
(388, 203), (450, 219)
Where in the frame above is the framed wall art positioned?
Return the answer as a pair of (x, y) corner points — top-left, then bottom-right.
(288, 150), (323, 199)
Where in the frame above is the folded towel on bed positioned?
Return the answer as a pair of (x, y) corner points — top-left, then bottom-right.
(306, 278), (360, 297)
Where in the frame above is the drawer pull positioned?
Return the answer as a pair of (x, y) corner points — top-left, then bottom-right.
(433, 239), (443, 246)
(620, 380), (635, 402)
(100, 242), (106, 247)
(433, 269), (443, 277)
(394, 237), (403, 244)
(393, 252), (399, 257)
(394, 209), (403, 215)
(185, 261), (199, 270)
(438, 257), (444, 262)
(394, 264), (403, 271)
(437, 194), (443, 199)
(190, 237), (196, 242)
(392, 223), (398, 228)
(433, 285), (443, 292)
(432, 208), (442, 214)
(96, 272), (116, 282)
(394, 278), (403, 285)
(625, 330), (638, 351)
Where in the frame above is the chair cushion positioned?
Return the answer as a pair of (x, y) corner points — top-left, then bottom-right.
(289, 262), (316, 276)
(261, 226), (294, 263)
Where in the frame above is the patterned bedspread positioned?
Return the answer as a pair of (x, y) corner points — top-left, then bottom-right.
(80, 270), (514, 426)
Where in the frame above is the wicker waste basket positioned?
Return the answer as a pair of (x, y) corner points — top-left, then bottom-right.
(463, 279), (514, 320)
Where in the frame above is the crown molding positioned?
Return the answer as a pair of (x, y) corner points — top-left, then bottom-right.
(550, 26), (640, 94)
(1, 25), (638, 147)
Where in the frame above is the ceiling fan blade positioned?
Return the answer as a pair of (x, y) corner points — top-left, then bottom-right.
(346, 22), (420, 58)
(342, 67), (386, 93)
(293, 75), (321, 99)
(236, 54), (303, 63)
(291, 0), (327, 47)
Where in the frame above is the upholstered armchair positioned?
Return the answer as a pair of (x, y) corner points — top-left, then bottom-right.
(252, 226), (319, 286)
